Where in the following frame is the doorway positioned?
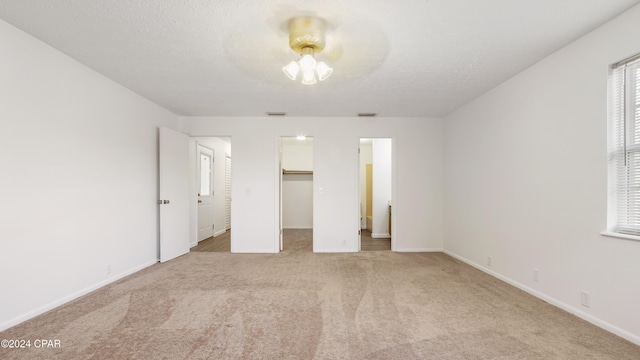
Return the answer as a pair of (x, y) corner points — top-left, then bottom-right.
(197, 144), (214, 241)
(279, 136), (314, 252)
(190, 137), (232, 252)
(359, 138), (392, 251)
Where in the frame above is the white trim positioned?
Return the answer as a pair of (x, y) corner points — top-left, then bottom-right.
(283, 226), (313, 230)
(231, 249), (279, 254)
(0, 260), (157, 332)
(196, 142), (214, 151)
(394, 248), (443, 252)
(600, 231), (640, 242)
(213, 229), (227, 237)
(314, 248), (359, 253)
(443, 250), (640, 347)
(191, 229), (229, 248)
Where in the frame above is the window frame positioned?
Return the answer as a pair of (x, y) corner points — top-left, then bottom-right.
(606, 54), (640, 240)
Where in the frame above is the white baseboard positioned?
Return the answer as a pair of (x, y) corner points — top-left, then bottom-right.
(394, 248), (444, 252)
(442, 250), (640, 347)
(214, 229), (227, 237)
(0, 259), (158, 332)
(371, 233), (391, 239)
(191, 229), (228, 248)
(283, 226), (313, 230)
(314, 248), (359, 253)
(230, 249), (279, 253)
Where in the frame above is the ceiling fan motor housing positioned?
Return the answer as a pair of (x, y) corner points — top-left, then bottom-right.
(288, 17), (326, 53)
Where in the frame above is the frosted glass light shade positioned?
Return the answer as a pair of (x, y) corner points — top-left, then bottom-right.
(316, 61), (333, 81)
(282, 61), (300, 80)
(301, 71), (317, 85)
(299, 54), (317, 73)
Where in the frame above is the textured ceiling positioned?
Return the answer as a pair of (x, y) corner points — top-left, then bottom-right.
(1, 0), (639, 117)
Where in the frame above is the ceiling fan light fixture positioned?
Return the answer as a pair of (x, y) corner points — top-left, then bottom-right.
(301, 70), (317, 85)
(283, 17), (333, 85)
(316, 61), (333, 81)
(282, 61), (300, 80)
(298, 47), (317, 72)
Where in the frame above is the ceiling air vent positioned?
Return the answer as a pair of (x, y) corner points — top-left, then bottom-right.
(358, 113), (377, 117)
(266, 112), (286, 116)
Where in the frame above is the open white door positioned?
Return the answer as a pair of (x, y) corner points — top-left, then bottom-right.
(197, 144), (215, 241)
(159, 127), (190, 262)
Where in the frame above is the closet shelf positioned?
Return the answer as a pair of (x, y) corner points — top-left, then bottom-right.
(282, 169), (313, 175)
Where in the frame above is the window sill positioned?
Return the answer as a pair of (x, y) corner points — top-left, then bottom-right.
(600, 231), (640, 242)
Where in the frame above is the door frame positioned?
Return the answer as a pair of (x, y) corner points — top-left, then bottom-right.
(275, 135), (315, 252)
(224, 154), (232, 231)
(358, 137), (396, 252)
(188, 136), (232, 249)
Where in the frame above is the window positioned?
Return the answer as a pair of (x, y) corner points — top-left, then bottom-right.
(608, 54), (640, 236)
(200, 153), (212, 196)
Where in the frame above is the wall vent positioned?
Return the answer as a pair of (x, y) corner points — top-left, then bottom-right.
(266, 112), (286, 116)
(358, 113), (377, 117)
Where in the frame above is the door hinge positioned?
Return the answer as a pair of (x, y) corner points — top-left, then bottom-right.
(358, 230), (361, 235)
(280, 229), (283, 235)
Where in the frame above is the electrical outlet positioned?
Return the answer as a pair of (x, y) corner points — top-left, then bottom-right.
(487, 256), (492, 267)
(107, 264), (112, 275)
(343, 238), (347, 246)
(580, 291), (590, 308)
(533, 268), (539, 282)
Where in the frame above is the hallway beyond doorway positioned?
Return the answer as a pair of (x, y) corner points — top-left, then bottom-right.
(191, 231), (230, 252)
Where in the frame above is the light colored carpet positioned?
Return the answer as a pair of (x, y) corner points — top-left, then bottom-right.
(1, 234), (639, 359)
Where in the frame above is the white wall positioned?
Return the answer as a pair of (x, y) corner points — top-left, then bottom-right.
(282, 139), (313, 171)
(189, 137), (231, 246)
(444, 5), (640, 345)
(282, 174), (313, 229)
(179, 116), (444, 253)
(282, 139), (313, 229)
(372, 139), (392, 238)
(0, 19), (177, 330)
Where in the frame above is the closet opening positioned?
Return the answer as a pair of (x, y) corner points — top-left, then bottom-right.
(279, 136), (314, 252)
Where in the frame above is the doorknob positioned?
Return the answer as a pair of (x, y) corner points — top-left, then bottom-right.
(163, 200), (170, 204)
(198, 200), (203, 203)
